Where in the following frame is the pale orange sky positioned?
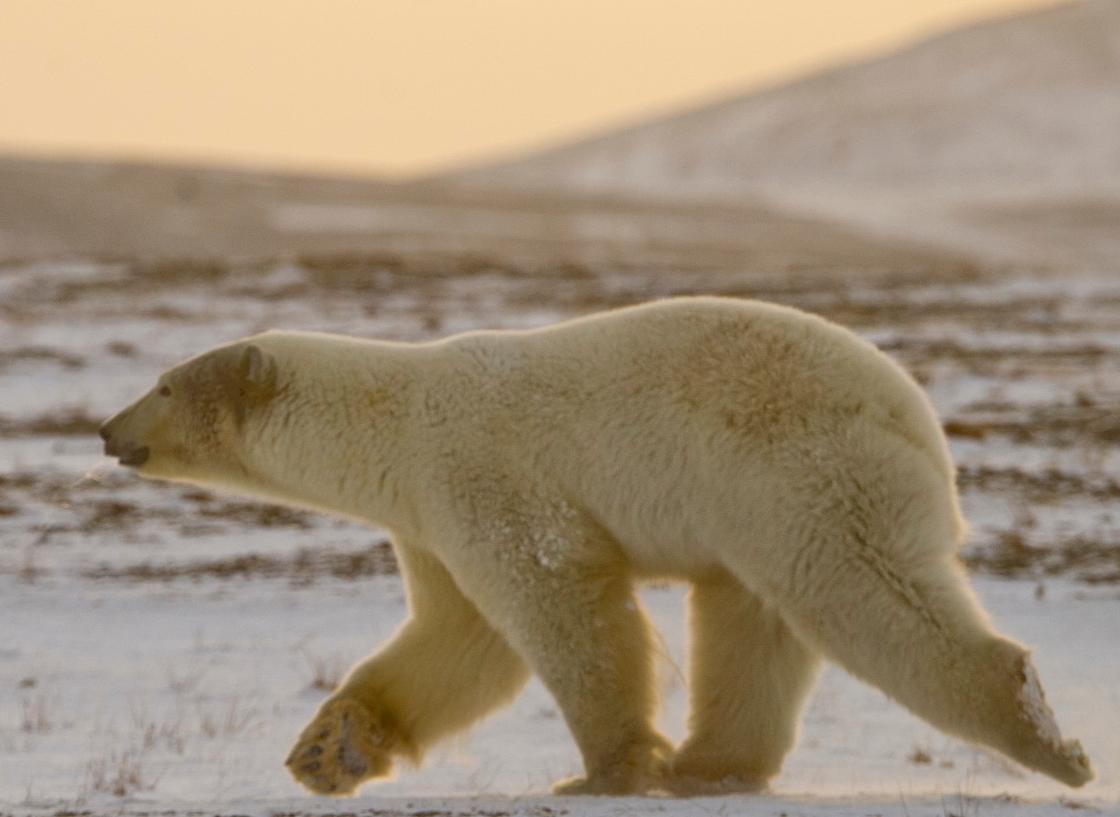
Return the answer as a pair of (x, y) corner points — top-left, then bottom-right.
(0, 0), (1057, 178)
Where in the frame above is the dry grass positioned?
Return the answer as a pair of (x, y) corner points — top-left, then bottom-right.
(907, 747), (933, 765)
(0, 408), (102, 437)
(19, 694), (51, 734)
(83, 749), (154, 798)
(130, 707), (186, 755)
(17, 550), (43, 585)
(963, 531), (1120, 584)
(82, 499), (141, 531)
(190, 499), (313, 529)
(81, 540), (396, 583)
(0, 470), (319, 545)
(957, 465), (1120, 502)
(301, 649), (349, 693)
(944, 402), (1120, 447)
(196, 697), (260, 739)
(1058, 796), (1095, 810)
(0, 345), (84, 371)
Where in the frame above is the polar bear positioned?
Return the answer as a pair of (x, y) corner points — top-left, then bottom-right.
(99, 297), (1093, 796)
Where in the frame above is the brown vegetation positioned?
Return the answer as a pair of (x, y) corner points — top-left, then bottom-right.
(81, 541), (397, 584)
(963, 531), (1120, 585)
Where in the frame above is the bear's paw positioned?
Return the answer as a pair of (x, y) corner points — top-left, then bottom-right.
(286, 697), (396, 795)
(550, 734), (672, 796)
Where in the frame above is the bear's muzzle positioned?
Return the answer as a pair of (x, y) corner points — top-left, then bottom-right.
(99, 422), (150, 466)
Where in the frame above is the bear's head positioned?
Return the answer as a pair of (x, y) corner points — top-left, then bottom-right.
(100, 343), (279, 488)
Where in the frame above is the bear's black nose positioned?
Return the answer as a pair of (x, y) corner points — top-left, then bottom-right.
(98, 424), (112, 441)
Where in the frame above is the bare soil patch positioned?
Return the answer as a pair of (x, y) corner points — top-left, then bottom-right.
(81, 540), (396, 583)
(964, 531), (1120, 586)
(957, 466), (1120, 503)
(0, 345), (85, 371)
(944, 402), (1120, 447)
(0, 408), (102, 436)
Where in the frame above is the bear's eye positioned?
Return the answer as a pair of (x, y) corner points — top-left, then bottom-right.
(159, 385), (172, 397)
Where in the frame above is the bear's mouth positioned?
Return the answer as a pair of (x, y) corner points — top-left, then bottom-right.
(104, 441), (150, 467)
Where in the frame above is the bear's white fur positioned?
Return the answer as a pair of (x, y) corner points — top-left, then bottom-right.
(100, 297), (1094, 796)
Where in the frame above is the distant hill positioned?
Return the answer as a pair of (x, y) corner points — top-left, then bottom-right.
(0, 155), (398, 259)
(7, 3), (1116, 267)
(442, 0), (1119, 198)
(0, 155), (974, 280)
(434, 1), (1120, 264)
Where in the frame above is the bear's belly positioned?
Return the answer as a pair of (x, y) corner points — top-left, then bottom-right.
(608, 516), (724, 580)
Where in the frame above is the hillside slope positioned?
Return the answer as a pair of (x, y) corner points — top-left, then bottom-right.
(0, 154), (976, 282)
(438, 0), (1120, 263)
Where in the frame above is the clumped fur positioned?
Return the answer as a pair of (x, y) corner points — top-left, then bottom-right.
(100, 297), (1094, 796)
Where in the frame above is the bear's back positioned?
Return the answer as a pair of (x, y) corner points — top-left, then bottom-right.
(441, 296), (953, 485)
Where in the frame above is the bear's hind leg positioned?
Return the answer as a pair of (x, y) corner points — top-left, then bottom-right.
(670, 572), (822, 795)
(766, 548), (1094, 788)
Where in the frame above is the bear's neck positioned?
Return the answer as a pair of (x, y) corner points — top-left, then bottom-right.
(244, 339), (425, 534)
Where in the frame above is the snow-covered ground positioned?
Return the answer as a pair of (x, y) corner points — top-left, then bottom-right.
(1, 255), (1118, 816)
(3, 566), (1117, 815)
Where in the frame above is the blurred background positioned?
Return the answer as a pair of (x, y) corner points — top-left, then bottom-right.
(0, 0), (1069, 176)
(0, 1), (1118, 812)
(1, 0), (1117, 262)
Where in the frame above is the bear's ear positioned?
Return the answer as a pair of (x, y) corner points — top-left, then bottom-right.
(239, 345), (277, 396)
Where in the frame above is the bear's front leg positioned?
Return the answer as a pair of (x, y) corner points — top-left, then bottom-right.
(286, 696), (400, 795)
(436, 505), (672, 795)
(287, 542), (530, 796)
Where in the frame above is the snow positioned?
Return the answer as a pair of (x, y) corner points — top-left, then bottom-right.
(443, 0), (1120, 265)
(2, 574), (1117, 815)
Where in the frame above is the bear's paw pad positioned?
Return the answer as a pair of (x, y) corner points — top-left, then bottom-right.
(286, 697), (393, 795)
